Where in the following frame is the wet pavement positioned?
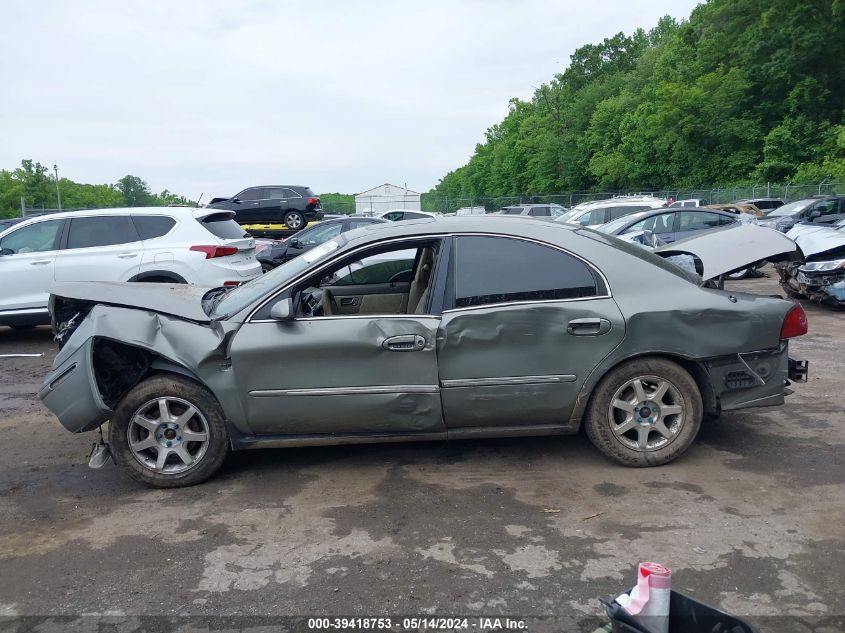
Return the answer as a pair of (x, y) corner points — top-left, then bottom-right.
(0, 271), (842, 633)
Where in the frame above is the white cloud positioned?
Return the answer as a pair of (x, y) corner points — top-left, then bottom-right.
(0, 0), (700, 198)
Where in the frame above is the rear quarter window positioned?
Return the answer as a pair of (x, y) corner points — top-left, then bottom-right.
(132, 216), (177, 240)
(200, 214), (247, 239)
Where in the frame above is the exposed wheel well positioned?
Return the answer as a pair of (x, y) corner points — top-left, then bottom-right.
(91, 339), (202, 409)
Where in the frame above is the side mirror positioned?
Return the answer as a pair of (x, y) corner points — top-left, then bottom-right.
(289, 238), (303, 249)
(232, 197), (241, 204)
(269, 298), (293, 321)
(809, 210), (821, 220)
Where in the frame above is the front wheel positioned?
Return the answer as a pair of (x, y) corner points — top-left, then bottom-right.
(584, 358), (702, 467)
(283, 210), (306, 230)
(109, 375), (229, 488)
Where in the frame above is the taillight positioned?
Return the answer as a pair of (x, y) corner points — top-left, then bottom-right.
(308, 197), (319, 205)
(780, 303), (808, 340)
(223, 281), (241, 287)
(190, 245), (239, 259)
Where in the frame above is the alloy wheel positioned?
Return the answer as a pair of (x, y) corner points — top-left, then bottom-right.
(127, 397), (210, 474)
(608, 375), (686, 451)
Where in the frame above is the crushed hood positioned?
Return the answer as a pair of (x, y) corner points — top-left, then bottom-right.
(49, 281), (214, 322)
(786, 223), (845, 259)
(654, 224), (802, 280)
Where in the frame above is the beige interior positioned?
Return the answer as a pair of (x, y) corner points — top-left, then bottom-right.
(321, 246), (435, 317)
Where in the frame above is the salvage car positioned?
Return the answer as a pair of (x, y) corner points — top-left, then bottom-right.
(757, 195), (845, 232)
(778, 218), (845, 307)
(257, 216), (386, 271)
(39, 217), (808, 487)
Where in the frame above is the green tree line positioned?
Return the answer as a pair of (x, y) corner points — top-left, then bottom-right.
(430, 0), (845, 200)
(0, 160), (195, 218)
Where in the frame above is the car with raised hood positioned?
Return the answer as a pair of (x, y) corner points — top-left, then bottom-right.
(757, 195), (845, 232)
(0, 207), (260, 329)
(39, 217), (808, 487)
(257, 216), (387, 271)
(208, 185), (324, 230)
(778, 218), (845, 306)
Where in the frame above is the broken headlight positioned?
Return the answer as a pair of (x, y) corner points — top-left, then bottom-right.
(800, 259), (845, 273)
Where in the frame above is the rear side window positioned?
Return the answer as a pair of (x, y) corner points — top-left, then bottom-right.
(679, 211), (723, 231)
(132, 216), (176, 240)
(263, 188), (286, 200)
(453, 236), (599, 308)
(502, 207), (523, 215)
(528, 207), (550, 216)
(66, 216), (139, 249)
(200, 214), (247, 239)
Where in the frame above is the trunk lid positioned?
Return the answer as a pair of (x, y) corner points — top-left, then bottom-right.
(654, 224), (802, 281)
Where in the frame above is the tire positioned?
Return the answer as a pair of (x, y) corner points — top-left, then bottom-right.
(283, 210), (306, 230)
(584, 357), (702, 467)
(109, 374), (229, 488)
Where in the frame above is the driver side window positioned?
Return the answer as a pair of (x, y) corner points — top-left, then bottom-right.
(0, 220), (62, 255)
(294, 241), (441, 318)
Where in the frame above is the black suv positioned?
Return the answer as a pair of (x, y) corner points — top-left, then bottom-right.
(209, 186), (323, 230)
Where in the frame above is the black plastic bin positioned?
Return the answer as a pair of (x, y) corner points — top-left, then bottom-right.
(604, 590), (760, 633)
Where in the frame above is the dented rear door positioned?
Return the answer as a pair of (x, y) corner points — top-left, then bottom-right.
(437, 235), (625, 430)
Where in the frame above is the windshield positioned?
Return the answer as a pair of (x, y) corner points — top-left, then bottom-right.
(211, 237), (344, 318)
(555, 209), (582, 223)
(597, 211), (650, 234)
(767, 199), (813, 217)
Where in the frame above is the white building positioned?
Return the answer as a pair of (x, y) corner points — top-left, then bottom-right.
(354, 183), (421, 215)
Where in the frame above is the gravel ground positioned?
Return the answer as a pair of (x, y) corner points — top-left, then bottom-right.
(0, 270), (842, 633)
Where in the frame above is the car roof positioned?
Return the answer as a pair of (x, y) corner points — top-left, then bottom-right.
(6, 207), (230, 230)
(346, 215), (578, 246)
(239, 185), (311, 190)
(614, 206), (736, 224)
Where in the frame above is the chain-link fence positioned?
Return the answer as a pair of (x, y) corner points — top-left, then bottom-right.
(418, 181), (844, 213)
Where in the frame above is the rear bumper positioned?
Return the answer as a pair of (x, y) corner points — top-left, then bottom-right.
(705, 343), (803, 412)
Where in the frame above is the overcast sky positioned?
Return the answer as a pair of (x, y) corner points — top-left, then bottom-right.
(1, 0), (700, 199)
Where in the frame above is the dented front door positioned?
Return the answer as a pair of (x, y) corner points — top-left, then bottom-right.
(228, 316), (445, 436)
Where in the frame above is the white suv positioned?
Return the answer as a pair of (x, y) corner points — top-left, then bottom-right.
(0, 207), (261, 328)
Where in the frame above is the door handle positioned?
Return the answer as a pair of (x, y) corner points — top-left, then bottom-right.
(29, 259), (51, 265)
(567, 318), (611, 336)
(382, 334), (426, 351)
(117, 252), (138, 258)
(340, 297), (359, 307)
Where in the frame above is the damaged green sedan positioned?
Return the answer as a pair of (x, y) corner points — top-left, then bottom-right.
(40, 217), (809, 487)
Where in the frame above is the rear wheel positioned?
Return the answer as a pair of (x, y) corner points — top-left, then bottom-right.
(283, 210), (306, 230)
(109, 375), (229, 488)
(584, 358), (702, 467)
